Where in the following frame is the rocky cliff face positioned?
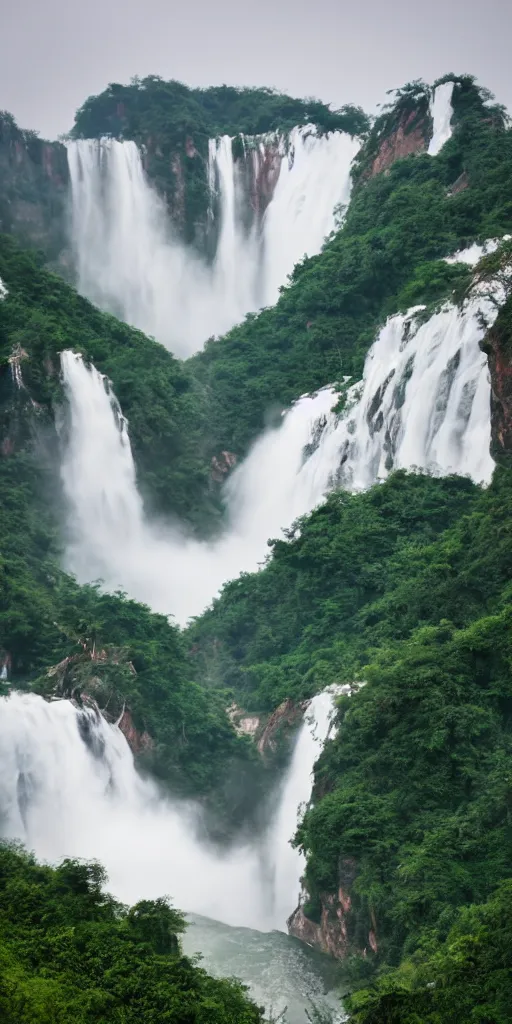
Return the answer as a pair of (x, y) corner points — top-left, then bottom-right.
(287, 857), (378, 962)
(227, 697), (306, 758)
(0, 114), (69, 266)
(351, 86), (431, 185)
(366, 108), (429, 178)
(482, 295), (512, 466)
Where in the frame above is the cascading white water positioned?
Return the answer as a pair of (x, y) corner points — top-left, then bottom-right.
(0, 688), (336, 933)
(66, 129), (358, 355)
(302, 288), (498, 494)
(66, 139), (240, 356)
(428, 81), (454, 156)
(60, 274), (499, 626)
(0, 274), (7, 300)
(260, 127), (357, 305)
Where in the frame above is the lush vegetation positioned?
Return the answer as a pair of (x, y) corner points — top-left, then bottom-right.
(72, 76), (369, 142)
(187, 78), (512, 462)
(347, 882), (512, 1023)
(0, 445), (261, 819)
(187, 466), (512, 1019)
(186, 472), (479, 708)
(2, 72), (512, 1023)
(0, 843), (263, 1023)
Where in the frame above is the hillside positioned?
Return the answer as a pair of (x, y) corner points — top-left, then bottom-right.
(1, 70), (512, 1023)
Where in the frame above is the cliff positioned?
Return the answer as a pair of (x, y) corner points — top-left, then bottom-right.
(0, 113), (69, 266)
(482, 294), (512, 465)
(351, 80), (432, 184)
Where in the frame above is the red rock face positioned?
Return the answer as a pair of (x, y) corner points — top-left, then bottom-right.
(249, 142), (282, 218)
(368, 110), (428, 179)
(288, 860), (378, 960)
(118, 708), (154, 755)
(185, 135), (198, 159)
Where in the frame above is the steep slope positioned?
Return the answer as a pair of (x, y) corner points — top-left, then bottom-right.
(0, 234), (218, 527)
(188, 76), (512, 462)
(1, 71), (512, 1023)
(186, 463), (512, 1012)
(0, 112), (68, 265)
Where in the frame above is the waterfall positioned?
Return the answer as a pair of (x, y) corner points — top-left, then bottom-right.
(302, 288), (497, 493)
(260, 127), (357, 305)
(428, 81), (454, 156)
(0, 689), (336, 932)
(66, 129), (358, 355)
(263, 690), (339, 928)
(60, 270), (499, 625)
(60, 349), (338, 624)
(0, 275), (7, 300)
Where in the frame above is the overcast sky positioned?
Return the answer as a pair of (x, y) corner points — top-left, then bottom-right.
(2, 0), (511, 138)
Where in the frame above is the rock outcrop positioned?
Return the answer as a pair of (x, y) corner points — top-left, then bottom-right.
(482, 296), (512, 465)
(118, 708), (154, 754)
(257, 698), (308, 756)
(227, 697), (307, 756)
(288, 857), (378, 962)
(366, 109), (429, 178)
(0, 113), (69, 264)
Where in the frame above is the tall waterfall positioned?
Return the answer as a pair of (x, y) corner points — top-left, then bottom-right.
(0, 688), (337, 932)
(428, 81), (454, 156)
(60, 349), (338, 624)
(264, 690), (339, 928)
(66, 129), (358, 356)
(60, 275), (498, 626)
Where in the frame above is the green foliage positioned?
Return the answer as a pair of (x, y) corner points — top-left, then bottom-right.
(0, 113), (69, 261)
(186, 472), (480, 709)
(0, 245), (263, 813)
(347, 882), (512, 1023)
(187, 467), (512, 1017)
(0, 447), (259, 812)
(71, 77), (369, 143)
(0, 843), (264, 1023)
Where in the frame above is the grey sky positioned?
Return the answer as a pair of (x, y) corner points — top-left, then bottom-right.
(2, 0), (511, 138)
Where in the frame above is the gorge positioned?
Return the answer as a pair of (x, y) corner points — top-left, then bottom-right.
(1, 70), (512, 1023)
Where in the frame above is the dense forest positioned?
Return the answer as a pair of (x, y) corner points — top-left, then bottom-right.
(187, 461), (512, 1019)
(0, 844), (263, 1023)
(1, 71), (512, 1022)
